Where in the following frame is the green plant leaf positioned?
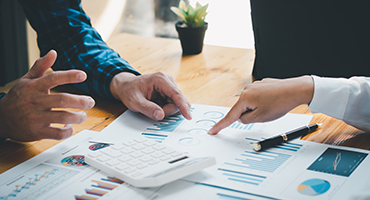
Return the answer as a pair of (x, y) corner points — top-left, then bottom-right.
(171, 1), (209, 28)
(196, 2), (202, 9)
(179, 0), (187, 12)
(170, 7), (187, 23)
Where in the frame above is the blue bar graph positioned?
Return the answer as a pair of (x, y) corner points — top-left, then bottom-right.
(226, 151), (291, 173)
(195, 182), (279, 200)
(218, 168), (266, 185)
(141, 133), (168, 143)
(217, 193), (252, 200)
(146, 115), (185, 132)
(218, 168), (265, 186)
(230, 122), (254, 130)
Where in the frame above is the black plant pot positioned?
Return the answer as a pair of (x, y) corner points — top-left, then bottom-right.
(175, 21), (208, 55)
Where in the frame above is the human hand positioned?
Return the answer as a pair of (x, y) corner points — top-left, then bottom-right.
(208, 76), (314, 135)
(0, 50), (95, 142)
(110, 72), (192, 121)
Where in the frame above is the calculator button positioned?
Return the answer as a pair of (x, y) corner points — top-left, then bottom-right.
(141, 148), (154, 154)
(106, 159), (120, 166)
(121, 148), (134, 154)
(139, 155), (152, 162)
(143, 140), (157, 147)
(97, 155), (111, 162)
(128, 160), (141, 166)
(153, 144), (166, 150)
(87, 152), (102, 158)
(160, 155), (171, 161)
(151, 152), (164, 158)
(148, 159), (160, 165)
(122, 141), (136, 147)
(162, 148), (175, 154)
(136, 163), (148, 169)
(130, 152), (143, 158)
(111, 144), (126, 150)
(101, 149), (122, 158)
(118, 155), (132, 162)
(134, 137), (148, 143)
(171, 151), (182, 157)
(132, 144), (145, 150)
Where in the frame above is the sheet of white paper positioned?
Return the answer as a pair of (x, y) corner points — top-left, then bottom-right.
(0, 130), (148, 200)
(90, 104), (370, 200)
(90, 104), (313, 144)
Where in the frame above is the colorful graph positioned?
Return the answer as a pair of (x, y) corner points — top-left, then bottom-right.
(0, 164), (78, 200)
(245, 137), (303, 152)
(74, 176), (124, 200)
(225, 150), (291, 173)
(298, 179), (330, 196)
(307, 148), (367, 177)
(89, 143), (110, 151)
(61, 155), (87, 167)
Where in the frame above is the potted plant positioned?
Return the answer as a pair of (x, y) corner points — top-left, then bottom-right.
(171, 0), (209, 55)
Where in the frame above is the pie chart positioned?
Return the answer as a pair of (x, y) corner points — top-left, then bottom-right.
(297, 178), (330, 196)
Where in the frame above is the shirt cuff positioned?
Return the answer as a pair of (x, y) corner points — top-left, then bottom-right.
(308, 75), (350, 120)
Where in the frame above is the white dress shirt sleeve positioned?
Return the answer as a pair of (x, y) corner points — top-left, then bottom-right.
(308, 75), (370, 131)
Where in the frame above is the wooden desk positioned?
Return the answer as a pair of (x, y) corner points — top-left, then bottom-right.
(0, 33), (368, 174)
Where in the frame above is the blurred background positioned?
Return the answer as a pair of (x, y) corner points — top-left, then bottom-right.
(27, 0), (254, 66)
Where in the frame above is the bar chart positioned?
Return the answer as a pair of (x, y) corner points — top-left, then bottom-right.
(230, 122), (254, 130)
(74, 176), (124, 200)
(141, 114), (186, 143)
(218, 168), (266, 186)
(225, 150), (291, 173)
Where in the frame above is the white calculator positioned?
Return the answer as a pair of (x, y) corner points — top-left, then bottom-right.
(85, 137), (216, 188)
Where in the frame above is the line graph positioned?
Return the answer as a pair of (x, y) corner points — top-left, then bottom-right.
(308, 148), (367, 177)
(328, 153), (341, 171)
(0, 164), (78, 200)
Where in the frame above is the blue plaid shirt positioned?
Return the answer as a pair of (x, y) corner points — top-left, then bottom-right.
(17, 0), (141, 100)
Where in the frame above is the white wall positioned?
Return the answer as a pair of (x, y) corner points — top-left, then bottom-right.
(188, 0), (254, 49)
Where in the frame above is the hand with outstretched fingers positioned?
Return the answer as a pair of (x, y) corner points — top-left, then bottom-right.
(0, 50), (95, 142)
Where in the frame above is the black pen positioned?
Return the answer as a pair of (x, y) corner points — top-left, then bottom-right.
(252, 123), (322, 152)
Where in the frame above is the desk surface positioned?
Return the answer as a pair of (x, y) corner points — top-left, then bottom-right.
(0, 33), (368, 174)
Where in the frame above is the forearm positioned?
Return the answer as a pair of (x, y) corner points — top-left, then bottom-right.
(19, 0), (140, 100)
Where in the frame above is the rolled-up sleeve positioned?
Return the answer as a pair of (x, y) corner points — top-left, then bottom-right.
(18, 0), (140, 100)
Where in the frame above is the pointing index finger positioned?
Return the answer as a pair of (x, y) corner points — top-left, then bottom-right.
(208, 103), (251, 135)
